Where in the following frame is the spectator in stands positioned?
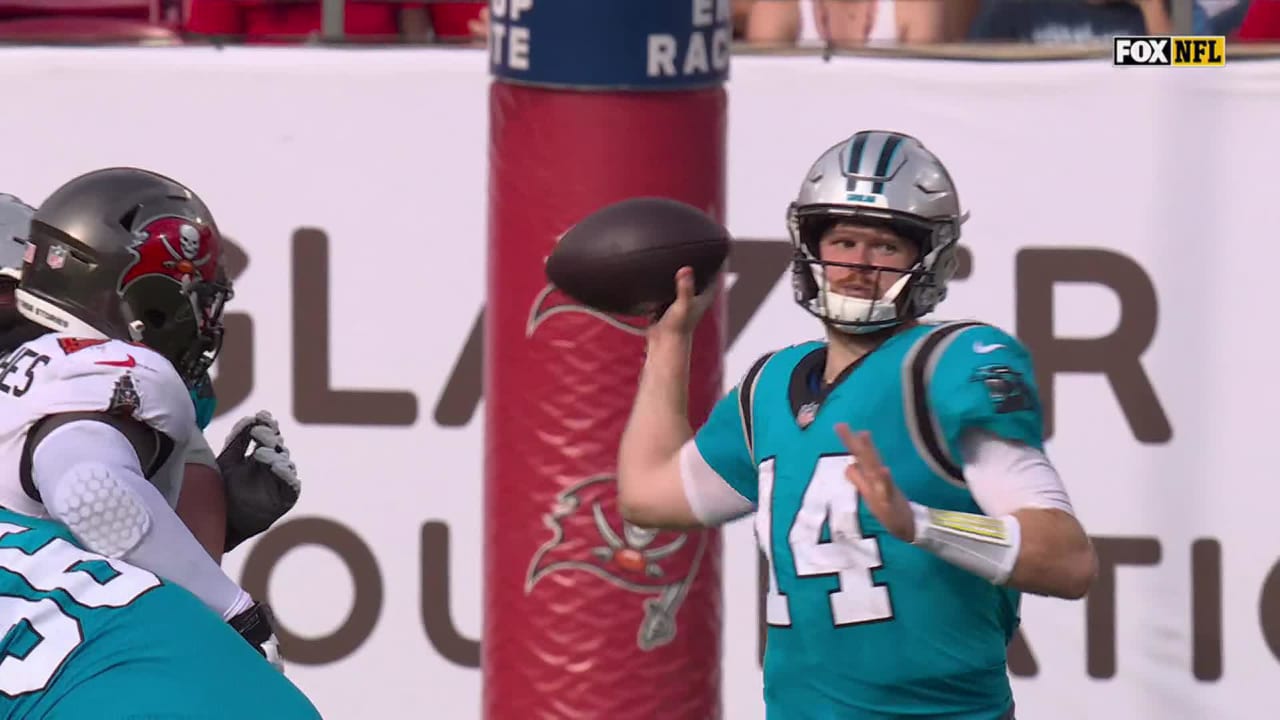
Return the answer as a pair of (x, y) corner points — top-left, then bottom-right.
(418, 1), (742, 43)
(1235, 0), (1280, 39)
(0, 0), (179, 24)
(733, 0), (754, 38)
(743, 0), (979, 47)
(1205, 0), (1249, 35)
(183, 0), (435, 43)
(424, 1), (485, 42)
(0, 0), (185, 41)
(967, 0), (1213, 43)
(0, 1), (159, 21)
(457, 0), (738, 45)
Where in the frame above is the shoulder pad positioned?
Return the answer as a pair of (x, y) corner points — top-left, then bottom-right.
(903, 321), (1041, 486)
(31, 334), (196, 443)
(735, 351), (778, 459)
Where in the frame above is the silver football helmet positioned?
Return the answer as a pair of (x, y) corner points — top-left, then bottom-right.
(0, 194), (33, 281)
(787, 130), (968, 334)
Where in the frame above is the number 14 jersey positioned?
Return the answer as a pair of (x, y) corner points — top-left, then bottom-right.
(694, 321), (1046, 720)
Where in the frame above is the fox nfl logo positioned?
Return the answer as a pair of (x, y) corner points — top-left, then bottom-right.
(1113, 36), (1225, 67)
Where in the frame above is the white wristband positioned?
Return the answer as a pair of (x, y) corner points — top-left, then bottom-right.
(910, 503), (1021, 586)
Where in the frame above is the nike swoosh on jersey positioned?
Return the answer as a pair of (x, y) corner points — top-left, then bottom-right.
(95, 355), (137, 368)
(972, 342), (1005, 354)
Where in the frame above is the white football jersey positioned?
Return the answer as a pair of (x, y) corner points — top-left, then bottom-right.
(0, 332), (196, 517)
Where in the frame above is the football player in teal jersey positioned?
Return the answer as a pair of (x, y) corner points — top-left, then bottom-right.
(618, 130), (1097, 719)
(0, 508), (321, 720)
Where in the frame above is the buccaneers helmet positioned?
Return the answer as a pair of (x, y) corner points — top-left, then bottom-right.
(16, 167), (233, 386)
(787, 130), (967, 334)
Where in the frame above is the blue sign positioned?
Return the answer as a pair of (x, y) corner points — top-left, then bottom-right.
(488, 0), (732, 90)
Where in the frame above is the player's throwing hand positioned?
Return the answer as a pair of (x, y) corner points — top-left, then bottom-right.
(835, 423), (917, 542)
(650, 266), (715, 340)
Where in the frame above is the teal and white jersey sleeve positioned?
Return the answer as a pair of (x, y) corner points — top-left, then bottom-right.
(928, 323), (1045, 463)
(681, 354), (773, 523)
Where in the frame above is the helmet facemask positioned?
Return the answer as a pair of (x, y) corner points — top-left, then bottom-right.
(183, 268), (233, 384)
(788, 204), (959, 335)
(121, 265), (233, 387)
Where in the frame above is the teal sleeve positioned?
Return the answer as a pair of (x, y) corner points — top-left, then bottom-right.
(692, 387), (758, 505)
(930, 324), (1045, 461)
(190, 373), (216, 430)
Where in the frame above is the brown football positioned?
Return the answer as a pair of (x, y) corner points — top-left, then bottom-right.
(544, 197), (730, 317)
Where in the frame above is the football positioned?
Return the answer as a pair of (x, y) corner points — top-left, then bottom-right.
(544, 197), (730, 317)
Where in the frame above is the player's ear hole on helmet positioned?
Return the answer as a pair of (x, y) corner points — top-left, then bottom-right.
(142, 309), (168, 329)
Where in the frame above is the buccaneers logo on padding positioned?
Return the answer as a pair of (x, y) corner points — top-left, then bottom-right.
(525, 285), (649, 338)
(525, 475), (708, 651)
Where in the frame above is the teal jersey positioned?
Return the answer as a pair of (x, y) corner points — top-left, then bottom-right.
(191, 371), (217, 431)
(695, 321), (1043, 720)
(0, 510), (321, 720)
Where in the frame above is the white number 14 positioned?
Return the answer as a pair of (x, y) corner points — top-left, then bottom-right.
(755, 456), (894, 627)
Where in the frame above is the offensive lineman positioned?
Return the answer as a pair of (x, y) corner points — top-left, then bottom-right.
(0, 194), (301, 566)
(617, 131), (1097, 719)
(0, 170), (319, 717)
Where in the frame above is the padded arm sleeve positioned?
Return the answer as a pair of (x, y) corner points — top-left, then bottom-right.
(31, 420), (251, 619)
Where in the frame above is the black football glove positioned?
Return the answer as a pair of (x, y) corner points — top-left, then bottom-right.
(217, 411), (301, 553)
(228, 601), (284, 672)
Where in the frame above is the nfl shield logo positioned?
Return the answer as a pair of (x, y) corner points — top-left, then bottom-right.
(796, 402), (820, 429)
(46, 244), (67, 270)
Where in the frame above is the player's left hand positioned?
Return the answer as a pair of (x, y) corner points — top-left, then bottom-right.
(835, 424), (916, 543)
(218, 411), (301, 553)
